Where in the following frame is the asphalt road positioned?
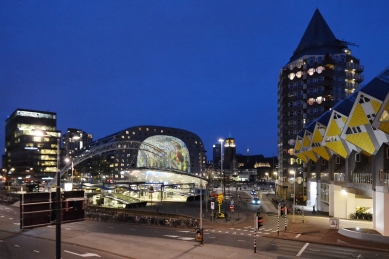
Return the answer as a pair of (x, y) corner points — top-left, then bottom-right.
(1, 203), (388, 259)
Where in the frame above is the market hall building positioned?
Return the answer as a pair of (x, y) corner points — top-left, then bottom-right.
(75, 125), (207, 206)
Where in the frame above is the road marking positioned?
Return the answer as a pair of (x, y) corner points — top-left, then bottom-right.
(233, 232), (236, 234)
(33, 250), (39, 253)
(227, 253), (237, 258)
(296, 243), (309, 257)
(240, 233), (244, 235)
(264, 233), (270, 235)
(204, 233), (210, 235)
(295, 234), (301, 238)
(178, 230), (190, 233)
(225, 231), (229, 233)
(1, 216), (3, 217)
(209, 237), (216, 238)
(163, 235), (179, 238)
(237, 240), (245, 242)
(14, 245), (19, 247)
(218, 231), (221, 232)
(177, 237), (195, 241)
(65, 228), (71, 230)
(47, 226), (53, 228)
(64, 250), (101, 257)
(9, 218), (13, 220)
(230, 228), (236, 229)
(309, 249), (320, 252)
(13, 223), (20, 225)
(0, 240), (3, 242)
(243, 230), (248, 231)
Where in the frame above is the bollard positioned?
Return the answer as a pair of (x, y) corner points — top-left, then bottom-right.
(284, 207), (287, 231)
(254, 228), (257, 253)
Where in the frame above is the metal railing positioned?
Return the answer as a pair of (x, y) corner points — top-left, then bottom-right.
(352, 173), (372, 184)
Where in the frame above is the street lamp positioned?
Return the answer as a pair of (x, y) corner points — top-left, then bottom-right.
(290, 170), (295, 223)
(218, 139), (224, 195)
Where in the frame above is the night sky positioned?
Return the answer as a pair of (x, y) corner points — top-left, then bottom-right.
(1, 1), (389, 161)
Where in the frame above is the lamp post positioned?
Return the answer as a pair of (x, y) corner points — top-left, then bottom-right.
(290, 170), (295, 223)
(218, 139), (224, 196)
(56, 135), (61, 259)
(273, 171), (277, 199)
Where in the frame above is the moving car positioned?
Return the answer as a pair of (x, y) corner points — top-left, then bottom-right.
(251, 190), (256, 195)
(251, 197), (261, 205)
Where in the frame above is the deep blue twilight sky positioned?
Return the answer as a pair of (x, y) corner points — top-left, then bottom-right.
(1, 1), (389, 160)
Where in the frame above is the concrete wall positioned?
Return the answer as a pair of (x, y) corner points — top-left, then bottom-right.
(374, 191), (389, 236)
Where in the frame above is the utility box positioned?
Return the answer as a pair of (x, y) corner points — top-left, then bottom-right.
(329, 218), (339, 229)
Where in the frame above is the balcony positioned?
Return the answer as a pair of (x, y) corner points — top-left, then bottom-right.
(334, 173), (345, 182)
(345, 72), (364, 82)
(352, 173), (372, 184)
(345, 82), (360, 89)
(346, 62), (364, 72)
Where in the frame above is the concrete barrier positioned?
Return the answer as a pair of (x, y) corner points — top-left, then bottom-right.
(339, 228), (389, 244)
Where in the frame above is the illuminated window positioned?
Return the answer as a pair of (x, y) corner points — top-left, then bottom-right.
(132, 132), (135, 135)
(138, 127), (142, 131)
(33, 137), (41, 142)
(296, 71), (302, 78)
(146, 128), (149, 131)
(289, 73), (295, 80)
(288, 149), (294, 155)
(308, 68), (315, 75)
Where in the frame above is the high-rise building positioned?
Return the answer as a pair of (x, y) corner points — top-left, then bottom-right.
(4, 109), (61, 181)
(212, 143), (221, 165)
(63, 128), (93, 159)
(277, 9), (364, 179)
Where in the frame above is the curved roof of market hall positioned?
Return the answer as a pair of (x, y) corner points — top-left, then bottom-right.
(85, 125), (205, 174)
(290, 9), (352, 61)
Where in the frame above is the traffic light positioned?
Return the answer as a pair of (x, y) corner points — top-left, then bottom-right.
(257, 212), (263, 229)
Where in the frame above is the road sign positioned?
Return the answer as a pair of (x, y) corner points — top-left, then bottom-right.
(211, 202), (215, 210)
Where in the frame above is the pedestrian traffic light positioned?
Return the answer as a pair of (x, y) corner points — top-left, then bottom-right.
(257, 212), (263, 229)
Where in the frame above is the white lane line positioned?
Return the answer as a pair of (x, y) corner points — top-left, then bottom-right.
(295, 234), (301, 238)
(296, 243), (310, 257)
(177, 237), (195, 241)
(14, 245), (19, 247)
(163, 235), (179, 238)
(178, 230), (190, 233)
(13, 223), (20, 225)
(1, 216), (3, 217)
(47, 226), (53, 228)
(33, 250), (39, 253)
(9, 218), (13, 220)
